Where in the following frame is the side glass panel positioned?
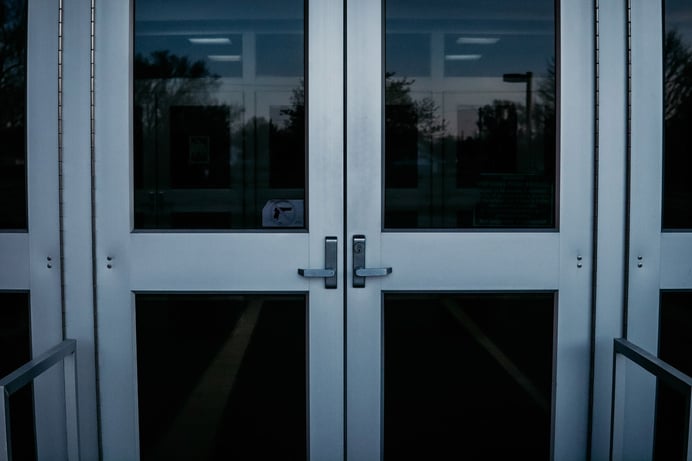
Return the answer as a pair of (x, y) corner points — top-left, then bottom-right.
(0, 0), (27, 229)
(383, 293), (554, 459)
(0, 293), (35, 460)
(134, 0), (305, 230)
(654, 292), (692, 460)
(135, 294), (307, 460)
(384, 0), (556, 229)
(662, 0), (692, 229)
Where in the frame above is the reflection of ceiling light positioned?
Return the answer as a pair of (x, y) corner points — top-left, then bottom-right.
(445, 54), (482, 61)
(189, 37), (232, 45)
(456, 37), (500, 45)
(208, 55), (242, 62)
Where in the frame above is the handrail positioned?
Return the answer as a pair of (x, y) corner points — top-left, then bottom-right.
(0, 339), (80, 461)
(610, 338), (692, 461)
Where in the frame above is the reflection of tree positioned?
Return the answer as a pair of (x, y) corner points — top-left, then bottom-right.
(457, 59), (556, 181)
(134, 51), (241, 132)
(0, 0), (27, 228)
(664, 30), (692, 121)
(0, 0), (26, 153)
(0, 0), (25, 134)
(385, 72), (447, 188)
(134, 51), (240, 198)
(270, 81), (305, 187)
(474, 101), (519, 172)
(385, 72), (446, 138)
(663, 30), (692, 227)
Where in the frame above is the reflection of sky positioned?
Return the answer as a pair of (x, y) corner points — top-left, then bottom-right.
(667, 0), (692, 44)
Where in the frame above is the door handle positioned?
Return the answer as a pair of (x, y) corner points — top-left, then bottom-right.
(297, 236), (337, 289)
(353, 235), (392, 288)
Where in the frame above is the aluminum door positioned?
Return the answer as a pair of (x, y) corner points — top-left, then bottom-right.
(345, 1), (595, 459)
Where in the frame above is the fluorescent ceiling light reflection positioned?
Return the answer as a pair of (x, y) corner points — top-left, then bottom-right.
(189, 37), (232, 45)
(456, 37), (500, 45)
(445, 54), (482, 61)
(208, 55), (242, 62)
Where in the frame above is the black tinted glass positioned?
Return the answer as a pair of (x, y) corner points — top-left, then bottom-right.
(384, 293), (554, 459)
(135, 294), (307, 460)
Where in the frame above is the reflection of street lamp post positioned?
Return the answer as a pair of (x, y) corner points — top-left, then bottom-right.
(502, 71), (533, 141)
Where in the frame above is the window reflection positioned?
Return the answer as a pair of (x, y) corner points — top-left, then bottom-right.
(0, 0), (27, 229)
(134, 0), (305, 230)
(662, 0), (692, 229)
(385, 0), (556, 229)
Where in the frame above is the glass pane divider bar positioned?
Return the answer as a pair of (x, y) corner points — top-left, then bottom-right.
(610, 338), (692, 461)
(0, 339), (80, 461)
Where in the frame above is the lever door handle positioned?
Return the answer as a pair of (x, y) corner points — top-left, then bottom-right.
(297, 236), (337, 289)
(298, 268), (336, 278)
(354, 267), (392, 277)
(352, 235), (392, 287)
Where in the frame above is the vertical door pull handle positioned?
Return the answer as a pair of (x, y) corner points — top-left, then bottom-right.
(353, 235), (392, 288)
(297, 236), (338, 289)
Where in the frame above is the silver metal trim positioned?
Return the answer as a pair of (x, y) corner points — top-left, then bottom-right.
(0, 340), (81, 461)
(610, 338), (692, 461)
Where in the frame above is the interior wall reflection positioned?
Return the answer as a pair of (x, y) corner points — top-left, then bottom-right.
(134, 0), (305, 229)
(0, 0), (27, 229)
(384, 0), (556, 229)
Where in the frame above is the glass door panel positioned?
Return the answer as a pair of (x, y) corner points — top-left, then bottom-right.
(135, 294), (307, 460)
(133, 0), (305, 230)
(384, 0), (556, 229)
(347, 0), (594, 459)
(383, 293), (554, 459)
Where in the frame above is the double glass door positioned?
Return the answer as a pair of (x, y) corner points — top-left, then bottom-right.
(95, 0), (594, 459)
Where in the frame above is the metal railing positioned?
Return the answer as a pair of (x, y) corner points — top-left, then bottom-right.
(0, 339), (80, 461)
(610, 337), (692, 461)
